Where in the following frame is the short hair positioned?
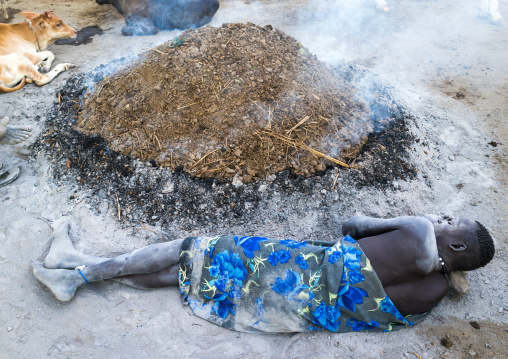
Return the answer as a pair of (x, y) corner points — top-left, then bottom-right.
(474, 221), (495, 268)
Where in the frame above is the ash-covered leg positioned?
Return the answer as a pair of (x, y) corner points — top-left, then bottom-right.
(0, 117), (32, 145)
(43, 222), (109, 269)
(35, 222), (184, 301)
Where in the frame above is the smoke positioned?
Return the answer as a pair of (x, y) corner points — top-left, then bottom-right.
(215, 0), (501, 80)
(214, 0), (504, 132)
(85, 0), (503, 137)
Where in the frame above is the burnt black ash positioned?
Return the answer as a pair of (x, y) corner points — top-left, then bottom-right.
(32, 61), (417, 231)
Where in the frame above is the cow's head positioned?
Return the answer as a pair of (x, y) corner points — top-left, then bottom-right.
(21, 11), (77, 40)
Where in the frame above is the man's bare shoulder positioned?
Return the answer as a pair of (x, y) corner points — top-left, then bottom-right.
(384, 271), (449, 315)
(356, 216), (439, 278)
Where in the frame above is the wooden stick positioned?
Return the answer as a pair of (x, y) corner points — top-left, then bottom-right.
(286, 115), (310, 134)
(154, 135), (162, 150)
(153, 48), (167, 55)
(190, 148), (220, 169)
(302, 144), (347, 166)
(177, 101), (200, 110)
(262, 131), (349, 167)
(115, 193), (121, 220)
(331, 170), (340, 189)
(138, 225), (164, 240)
(200, 160), (235, 174)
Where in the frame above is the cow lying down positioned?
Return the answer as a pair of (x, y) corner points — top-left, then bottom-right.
(0, 11), (77, 93)
(96, 0), (220, 36)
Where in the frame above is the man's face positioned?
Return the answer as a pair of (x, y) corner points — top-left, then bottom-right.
(430, 216), (481, 269)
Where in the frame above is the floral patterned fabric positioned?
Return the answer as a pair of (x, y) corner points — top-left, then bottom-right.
(178, 235), (429, 333)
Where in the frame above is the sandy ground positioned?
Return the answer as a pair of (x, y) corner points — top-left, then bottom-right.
(1, 0), (507, 358)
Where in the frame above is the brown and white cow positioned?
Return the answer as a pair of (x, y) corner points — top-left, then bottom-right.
(0, 11), (77, 93)
(96, 0), (220, 36)
(373, 0), (503, 25)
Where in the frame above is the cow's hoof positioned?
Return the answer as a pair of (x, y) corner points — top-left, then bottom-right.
(41, 64), (51, 74)
(480, 12), (504, 26)
(121, 23), (158, 36)
(490, 16), (504, 26)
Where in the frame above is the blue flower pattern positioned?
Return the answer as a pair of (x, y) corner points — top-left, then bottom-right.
(347, 318), (380, 331)
(268, 250), (292, 266)
(380, 296), (407, 323)
(234, 236), (269, 258)
(270, 269), (310, 301)
(311, 302), (342, 332)
(280, 239), (307, 249)
(295, 254), (309, 269)
(337, 267), (368, 312)
(328, 250), (342, 264)
(204, 250), (248, 320)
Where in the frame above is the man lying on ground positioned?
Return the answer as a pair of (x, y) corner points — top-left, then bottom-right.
(33, 214), (495, 333)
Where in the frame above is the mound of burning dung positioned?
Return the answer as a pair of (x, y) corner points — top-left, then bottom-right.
(78, 23), (375, 182)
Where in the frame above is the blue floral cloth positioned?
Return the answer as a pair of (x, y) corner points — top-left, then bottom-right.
(178, 235), (429, 333)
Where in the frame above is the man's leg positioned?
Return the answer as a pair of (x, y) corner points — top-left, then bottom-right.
(33, 261), (180, 301)
(43, 222), (180, 288)
(33, 223), (184, 301)
(43, 222), (110, 269)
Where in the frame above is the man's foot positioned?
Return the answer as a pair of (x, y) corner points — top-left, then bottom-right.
(0, 166), (20, 188)
(32, 262), (85, 301)
(44, 222), (108, 269)
(0, 117), (32, 145)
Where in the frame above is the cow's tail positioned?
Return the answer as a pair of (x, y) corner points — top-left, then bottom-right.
(0, 78), (27, 93)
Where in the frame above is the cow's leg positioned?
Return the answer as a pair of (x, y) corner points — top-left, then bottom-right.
(374, 0), (389, 12)
(0, 55), (30, 88)
(3, 55), (74, 87)
(24, 51), (56, 74)
(1, 0), (7, 20)
(29, 63), (75, 85)
(479, 0), (503, 25)
(488, 0), (503, 25)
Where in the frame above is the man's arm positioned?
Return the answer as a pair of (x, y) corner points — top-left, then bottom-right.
(342, 215), (434, 240)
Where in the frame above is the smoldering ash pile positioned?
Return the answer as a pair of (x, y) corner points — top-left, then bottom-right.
(78, 23), (374, 183)
(33, 22), (415, 227)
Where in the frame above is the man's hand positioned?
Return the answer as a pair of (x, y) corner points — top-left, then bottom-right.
(423, 214), (453, 225)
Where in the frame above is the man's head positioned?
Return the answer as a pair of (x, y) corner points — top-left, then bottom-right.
(473, 221), (496, 268)
(433, 217), (495, 271)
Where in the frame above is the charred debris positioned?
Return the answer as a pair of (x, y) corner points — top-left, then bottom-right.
(33, 23), (417, 231)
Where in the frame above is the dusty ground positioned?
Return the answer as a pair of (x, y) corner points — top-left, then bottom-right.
(1, 0), (507, 358)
